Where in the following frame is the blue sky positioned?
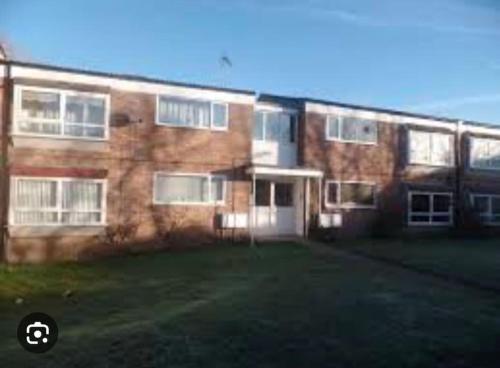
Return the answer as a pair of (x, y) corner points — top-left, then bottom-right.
(2, 0), (500, 123)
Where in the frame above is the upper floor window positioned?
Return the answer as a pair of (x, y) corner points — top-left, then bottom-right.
(326, 116), (378, 144)
(470, 137), (500, 171)
(253, 111), (296, 143)
(325, 181), (376, 209)
(408, 130), (453, 167)
(14, 86), (109, 140)
(471, 194), (500, 225)
(157, 96), (228, 130)
(10, 177), (106, 226)
(153, 173), (226, 205)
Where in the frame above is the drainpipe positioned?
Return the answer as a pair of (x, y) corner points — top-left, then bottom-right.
(1, 59), (12, 261)
(455, 120), (464, 228)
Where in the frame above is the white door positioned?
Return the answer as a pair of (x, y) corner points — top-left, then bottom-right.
(254, 180), (296, 236)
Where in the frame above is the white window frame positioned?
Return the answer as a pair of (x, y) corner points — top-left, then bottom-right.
(470, 194), (500, 226)
(13, 85), (110, 141)
(9, 176), (107, 226)
(253, 109), (298, 143)
(155, 95), (229, 131)
(469, 137), (500, 171)
(325, 115), (378, 145)
(324, 180), (377, 209)
(153, 172), (227, 206)
(408, 130), (454, 167)
(408, 191), (453, 226)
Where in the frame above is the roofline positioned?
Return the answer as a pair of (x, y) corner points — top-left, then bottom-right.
(259, 93), (500, 130)
(0, 59), (256, 96)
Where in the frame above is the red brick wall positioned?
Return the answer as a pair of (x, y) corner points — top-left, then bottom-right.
(6, 81), (254, 262)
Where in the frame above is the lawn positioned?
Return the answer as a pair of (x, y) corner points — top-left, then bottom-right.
(332, 237), (500, 290)
(1, 241), (500, 367)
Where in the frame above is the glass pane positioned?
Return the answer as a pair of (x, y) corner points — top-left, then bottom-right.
(62, 182), (102, 210)
(155, 175), (208, 203)
(433, 194), (451, 213)
(212, 103), (227, 128)
(411, 215), (430, 223)
(432, 215), (451, 223)
(265, 113), (281, 141)
(471, 138), (489, 168)
(341, 183), (375, 206)
(21, 90), (60, 120)
(409, 131), (431, 164)
(411, 194), (430, 212)
(255, 180), (270, 206)
(279, 113), (293, 143)
(327, 116), (339, 139)
(62, 212), (101, 224)
(492, 197), (500, 214)
(326, 182), (338, 205)
(341, 117), (358, 141)
(158, 97), (210, 128)
(253, 112), (265, 140)
(18, 121), (61, 135)
(66, 95), (105, 125)
(14, 211), (58, 224)
(473, 196), (489, 214)
(275, 183), (294, 207)
(432, 134), (452, 166)
(211, 177), (224, 202)
(16, 180), (57, 208)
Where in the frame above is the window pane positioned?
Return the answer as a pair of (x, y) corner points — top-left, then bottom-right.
(254, 112), (265, 140)
(16, 179), (57, 208)
(155, 175), (208, 203)
(433, 194), (451, 213)
(409, 131), (431, 164)
(411, 215), (430, 223)
(211, 177), (225, 203)
(411, 194), (430, 212)
(327, 116), (339, 139)
(265, 113), (281, 141)
(492, 197), (500, 214)
(471, 138), (489, 168)
(326, 182), (338, 205)
(432, 134), (452, 166)
(255, 180), (270, 206)
(473, 196), (489, 214)
(279, 114), (293, 143)
(212, 103), (227, 128)
(341, 117), (358, 141)
(275, 183), (294, 207)
(158, 97), (210, 128)
(66, 96), (105, 125)
(431, 215), (450, 223)
(62, 182), (102, 210)
(340, 183), (375, 206)
(21, 90), (60, 120)
(356, 119), (377, 143)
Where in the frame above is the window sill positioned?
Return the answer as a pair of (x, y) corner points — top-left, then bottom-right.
(325, 137), (377, 146)
(155, 121), (228, 132)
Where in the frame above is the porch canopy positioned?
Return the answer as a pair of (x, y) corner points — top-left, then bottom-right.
(246, 165), (323, 178)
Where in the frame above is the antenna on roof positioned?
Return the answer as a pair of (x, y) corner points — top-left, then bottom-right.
(218, 52), (233, 88)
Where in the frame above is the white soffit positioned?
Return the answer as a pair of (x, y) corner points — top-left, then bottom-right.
(247, 166), (324, 178)
(10, 65), (256, 105)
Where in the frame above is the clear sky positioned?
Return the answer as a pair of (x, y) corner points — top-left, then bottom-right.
(2, 0), (500, 123)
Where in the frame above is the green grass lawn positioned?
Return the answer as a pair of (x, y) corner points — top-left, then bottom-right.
(1, 241), (500, 367)
(332, 237), (500, 289)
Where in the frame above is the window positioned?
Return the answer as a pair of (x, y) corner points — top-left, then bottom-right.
(408, 191), (453, 226)
(255, 180), (270, 206)
(470, 137), (500, 171)
(325, 181), (376, 208)
(408, 130), (453, 166)
(157, 96), (228, 130)
(11, 177), (106, 226)
(471, 194), (500, 225)
(14, 86), (108, 139)
(153, 173), (226, 205)
(326, 116), (378, 144)
(253, 111), (296, 143)
(274, 183), (294, 207)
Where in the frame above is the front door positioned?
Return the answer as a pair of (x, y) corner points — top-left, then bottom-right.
(254, 180), (296, 236)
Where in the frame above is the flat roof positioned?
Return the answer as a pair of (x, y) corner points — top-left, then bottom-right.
(1, 59), (256, 96)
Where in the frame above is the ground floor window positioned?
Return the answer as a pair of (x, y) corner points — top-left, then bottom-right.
(408, 191), (453, 226)
(11, 177), (106, 225)
(471, 194), (500, 225)
(153, 173), (226, 205)
(325, 181), (376, 208)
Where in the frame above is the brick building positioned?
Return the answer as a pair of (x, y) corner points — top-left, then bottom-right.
(1, 60), (499, 262)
